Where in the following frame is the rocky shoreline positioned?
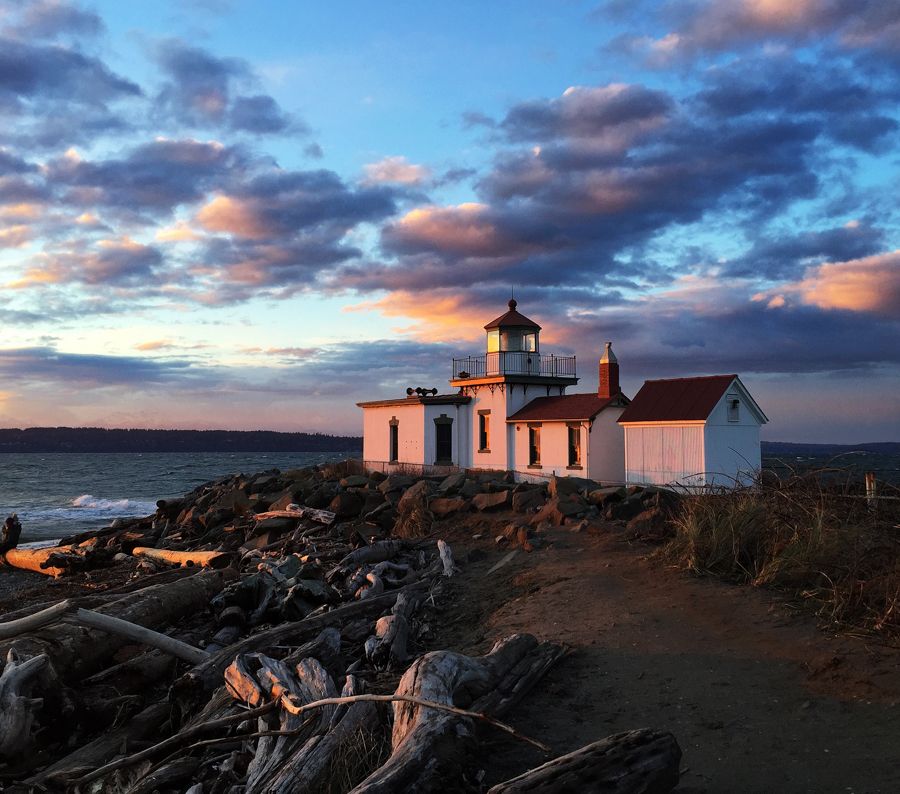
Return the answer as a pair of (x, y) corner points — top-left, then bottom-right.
(0, 461), (681, 792)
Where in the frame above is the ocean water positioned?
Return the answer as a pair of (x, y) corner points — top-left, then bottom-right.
(0, 451), (358, 543)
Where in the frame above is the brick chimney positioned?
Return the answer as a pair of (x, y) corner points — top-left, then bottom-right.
(598, 341), (619, 399)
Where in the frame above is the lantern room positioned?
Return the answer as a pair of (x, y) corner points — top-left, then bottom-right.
(484, 299), (541, 354)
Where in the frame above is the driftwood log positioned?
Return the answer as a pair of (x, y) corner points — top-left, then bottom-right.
(1, 545), (74, 577)
(486, 729), (682, 793)
(131, 546), (233, 569)
(349, 633), (566, 793)
(0, 599), (74, 640)
(174, 582), (427, 707)
(0, 570), (224, 682)
(365, 590), (419, 669)
(0, 650), (52, 757)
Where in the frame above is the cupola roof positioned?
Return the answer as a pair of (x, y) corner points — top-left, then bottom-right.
(484, 299), (542, 330)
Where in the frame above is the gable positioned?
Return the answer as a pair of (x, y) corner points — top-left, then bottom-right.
(618, 375), (738, 423)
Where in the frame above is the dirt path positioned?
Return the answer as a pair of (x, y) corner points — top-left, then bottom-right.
(434, 520), (900, 793)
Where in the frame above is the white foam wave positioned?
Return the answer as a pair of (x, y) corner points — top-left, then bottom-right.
(71, 494), (157, 514)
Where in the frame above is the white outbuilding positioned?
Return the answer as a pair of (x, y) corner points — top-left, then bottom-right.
(617, 374), (768, 488)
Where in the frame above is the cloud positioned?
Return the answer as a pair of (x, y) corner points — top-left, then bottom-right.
(362, 156), (431, 186)
(0, 346), (194, 387)
(153, 39), (297, 135)
(757, 250), (900, 316)
(4, 0), (104, 40)
(11, 238), (163, 288)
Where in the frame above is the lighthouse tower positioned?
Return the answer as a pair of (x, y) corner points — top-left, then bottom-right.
(450, 299), (579, 470)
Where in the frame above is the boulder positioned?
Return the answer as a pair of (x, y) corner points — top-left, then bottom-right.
(253, 516), (298, 534)
(361, 491), (387, 515)
(472, 490), (512, 512)
(458, 479), (481, 499)
(530, 496), (588, 526)
(396, 479), (433, 513)
(512, 488), (546, 514)
(429, 497), (470, 518)
(606, 497), (647, 522)
(587, 486), (627, 507)
(340, 474), (370, 489)
(378, 474), (415, 495)
(548, 474), (598, 499)
(437, 471), (467, 495)
(306, 483), (338, 509)
(328, 491), (364, 519)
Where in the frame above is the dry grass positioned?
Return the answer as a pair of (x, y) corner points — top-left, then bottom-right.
(663, 472), (900, 634)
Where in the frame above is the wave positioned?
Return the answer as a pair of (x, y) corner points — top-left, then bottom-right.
(71, 494), (158, 514)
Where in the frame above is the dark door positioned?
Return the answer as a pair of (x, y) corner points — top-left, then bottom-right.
(435, 420), (453, 464)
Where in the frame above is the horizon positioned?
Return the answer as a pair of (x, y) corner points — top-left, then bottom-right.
(0, 426), (897, 448)
(0, 1), (898, 443)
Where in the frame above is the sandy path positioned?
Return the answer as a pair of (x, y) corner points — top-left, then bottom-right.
(434, 522), (900, 793)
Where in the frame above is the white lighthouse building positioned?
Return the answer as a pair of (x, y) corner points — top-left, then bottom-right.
(358, 299), (629, 482)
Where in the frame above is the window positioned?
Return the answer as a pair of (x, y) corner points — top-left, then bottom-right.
(486, 329), (500, 353)
(528, 424), (541, 466)
(478, 411), (491, 452)
(727, 395), (740, 422)
(523, 332), (537, 352)
(389, 418), (399, 462)
(434, 414), (453, 464)
(567, 425), (581, 467)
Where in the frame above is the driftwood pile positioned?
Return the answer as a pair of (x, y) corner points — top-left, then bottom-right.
(0, 462), (682, 792)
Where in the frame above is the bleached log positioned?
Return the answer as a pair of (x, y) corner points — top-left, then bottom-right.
(126, 756), (201, 794)
(350, 633), (565, 794)
(1, 545), (74, 577)
(0, 599), (73, 640)
(244, 656), (338, 793)
(365, 590), (419, 669)
(0, 650), (50, 757)
(337, 540), (407, 569)
(437, 539), (456, 577)
(356, 572), (384, 599)
(1, 569), (225, 683)
(71, 608), (209, 664)
(174, 585), (425, 705)
(264, 674), (380, 794)
(253, 506), (336, 525)
(132, 546), (233, 569)
(486, 729), (682, 794)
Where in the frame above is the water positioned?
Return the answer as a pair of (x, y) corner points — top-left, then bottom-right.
(0, 450), (359, 542)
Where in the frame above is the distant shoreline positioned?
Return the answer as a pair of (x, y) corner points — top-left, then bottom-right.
(0, 427), (362, 454)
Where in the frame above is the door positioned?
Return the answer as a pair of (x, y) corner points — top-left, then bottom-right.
(434, 417), (453, 464)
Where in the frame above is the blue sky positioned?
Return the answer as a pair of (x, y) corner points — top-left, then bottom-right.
(0, 0), (898, 441)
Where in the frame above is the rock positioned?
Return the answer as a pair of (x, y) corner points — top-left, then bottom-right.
(267, 489), (301, 512)
(361, 491), (387, 515)
(396, 479), (433, 512)
(625, 506), (673, 540)
(587, 486), (626, 507)
(548, 474), (597, 499)
(378, 474), (415, 495)
(472, 490), (512, 512)
(429, 497), (469, 517)
(458, 479), (481, 499)
(368, 469), (387, 483)
(253, 516), (297, 534)
(606, 497), (647, 522)
(437, 471), (467, 495)
(503, 520), (533, 550)
(530, 496), (588, 526)
(512, 488), (545, 513)
(340, 474), (370, 489)
(328, 491), (364, 519)
(306, 483), (338, 509)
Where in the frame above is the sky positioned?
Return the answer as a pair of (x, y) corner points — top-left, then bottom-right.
(0, 0), (898, 442)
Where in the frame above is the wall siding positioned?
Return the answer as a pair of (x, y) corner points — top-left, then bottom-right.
(587, 407), (626, 483)
(625, 424), (705, 486)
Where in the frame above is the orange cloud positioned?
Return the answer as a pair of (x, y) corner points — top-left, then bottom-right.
(196, 195), (268, 238)
(387, 203), (521, 258)
(350, 289), (490, 342)
(0, 225), (31, 248)
(755, 250), (900, 315)
(156, 221), (203, 242)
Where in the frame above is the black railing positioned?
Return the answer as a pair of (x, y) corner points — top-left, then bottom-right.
(452, 352), (576, 379)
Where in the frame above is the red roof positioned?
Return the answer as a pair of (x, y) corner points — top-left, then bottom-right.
(507, 392), (627, 422)
(617, 375), (737, 423)
(484, 299), (541, 330)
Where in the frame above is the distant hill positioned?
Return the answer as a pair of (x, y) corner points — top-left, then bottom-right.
(762, 441), (900, 455)
(0, 427), (362, 454)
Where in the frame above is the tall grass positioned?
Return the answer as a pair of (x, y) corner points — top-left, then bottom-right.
(664, 472), (900, 633)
